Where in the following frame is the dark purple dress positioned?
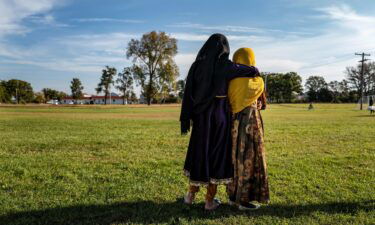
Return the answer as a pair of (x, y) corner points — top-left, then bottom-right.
(184, 65), (255, 186)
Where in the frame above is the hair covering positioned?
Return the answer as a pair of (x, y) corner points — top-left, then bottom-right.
(189, 33), (230, 112)
(228, 47), (265, 113)
(180, 34), (259, 134)
(232, 47), (256, 68)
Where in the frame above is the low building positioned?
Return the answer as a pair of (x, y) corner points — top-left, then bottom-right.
(61, 94), (127, 105)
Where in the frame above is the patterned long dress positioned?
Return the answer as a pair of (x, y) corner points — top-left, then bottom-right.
(226, 103), (270, 203)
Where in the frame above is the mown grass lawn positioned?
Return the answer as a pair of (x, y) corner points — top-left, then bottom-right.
(0, 104), (374, 225)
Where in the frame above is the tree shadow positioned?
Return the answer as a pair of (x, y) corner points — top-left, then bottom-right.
(1, 199), (374, 225)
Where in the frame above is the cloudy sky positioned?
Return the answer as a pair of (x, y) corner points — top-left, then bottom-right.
(0, 0), (375, 94)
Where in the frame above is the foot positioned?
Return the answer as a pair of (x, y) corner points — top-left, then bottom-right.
(183, 192), (195, 205)
(238, 202), (260, 211)
(228, 196), (236, 206)
(205, 198), (221, 211)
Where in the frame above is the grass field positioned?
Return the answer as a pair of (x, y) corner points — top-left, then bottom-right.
(0, 104), (374, 225)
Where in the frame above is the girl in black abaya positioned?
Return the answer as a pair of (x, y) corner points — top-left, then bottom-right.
(180, 33), (260, 210)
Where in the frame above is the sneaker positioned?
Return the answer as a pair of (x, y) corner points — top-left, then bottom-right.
(238, 202), (260, 211)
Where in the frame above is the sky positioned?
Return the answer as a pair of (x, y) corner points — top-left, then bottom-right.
(0, 0), (375, 95)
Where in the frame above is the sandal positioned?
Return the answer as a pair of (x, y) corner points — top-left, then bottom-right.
(183, 192), (195, 205)
(205, 198), (221, 211)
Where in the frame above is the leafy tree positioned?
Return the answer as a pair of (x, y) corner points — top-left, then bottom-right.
(328, 80), (352, 103)
(130, 91), (138, 103)
(317, 87), (333, 102)
(126, 31), (179, 105)
(41, 88), (66, 102)
(33, 92), (45, 104)
(96, 66), (117, 105)
(57, 91), (68, 101)
(264, 73), (283, 103)
(0, 81), (8, 103)
(262, 72), (303, 103)
(42, 88), (57, 102)
(305, 76), (327, 102)
(328, 81), (341, 103)
(3, 79), (34, 103)
(280, 72), (303, 102)
(70, 78), (84, 102)
(157, 80), (176, 104)
(116, 67), (134, 105)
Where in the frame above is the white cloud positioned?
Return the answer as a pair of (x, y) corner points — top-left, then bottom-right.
(0, 32), (136, 74)
(226, 4), (375, 82)
(60, 33), (138, 51)
(73, 18), (144, 24)
(170, 32), (274, 43)
(174, 53), (196, 79)
(168, 22), (265, 33)
(1, 3), (375, 91)
(167, 22), (311, 35)
(0, 0), (64, 36)
(29, 14), (69, 27)
(173, 5), (375, 83)
(318, 4), (375, 24)
(170, 33), (209, 41)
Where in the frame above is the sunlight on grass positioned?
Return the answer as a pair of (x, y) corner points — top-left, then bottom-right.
(0, 104), (374, 224)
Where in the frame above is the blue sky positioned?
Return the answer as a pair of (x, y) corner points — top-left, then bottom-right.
(1, 0), (375, 95)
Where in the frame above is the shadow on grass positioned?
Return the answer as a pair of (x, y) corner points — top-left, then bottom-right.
(354, 114), (375, 117)
(1, 200), (374, 225)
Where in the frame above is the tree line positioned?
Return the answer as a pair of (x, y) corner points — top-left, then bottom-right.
(1, 31), (374, 104)
(1, 61), (374, 104)
(0, 31), (179, 105)
(263, 61), (375, 103)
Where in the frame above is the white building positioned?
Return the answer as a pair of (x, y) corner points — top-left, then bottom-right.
(61, 94), (127, 105)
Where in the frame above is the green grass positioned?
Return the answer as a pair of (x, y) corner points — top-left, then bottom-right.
(0, 104), (374, 225)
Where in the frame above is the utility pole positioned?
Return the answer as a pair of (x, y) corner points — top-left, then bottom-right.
(355, 52), (370, 110)
(16, 80), (19, 104)
(109, 84), (112, 105)
(263, 72), (271, 91)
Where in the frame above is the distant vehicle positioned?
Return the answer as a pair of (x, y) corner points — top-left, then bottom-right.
(46, 100), (59, 105)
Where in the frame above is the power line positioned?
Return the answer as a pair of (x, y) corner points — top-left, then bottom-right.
(300, 49), (375, 69)
(300, 54), (356, 69)
(355, 52), (371, 110)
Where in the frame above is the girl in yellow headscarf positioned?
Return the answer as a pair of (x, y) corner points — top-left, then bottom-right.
(227, 48), (270, 210)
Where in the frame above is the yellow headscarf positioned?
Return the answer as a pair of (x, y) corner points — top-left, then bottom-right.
(228, 48), (264, 113)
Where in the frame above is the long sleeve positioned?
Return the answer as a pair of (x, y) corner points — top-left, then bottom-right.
(226, 62), (259, 80)
(179, 62), (196, 135)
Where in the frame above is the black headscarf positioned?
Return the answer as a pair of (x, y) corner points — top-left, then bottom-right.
(190, 34), (230, 109)
(180, 33), (258, 134)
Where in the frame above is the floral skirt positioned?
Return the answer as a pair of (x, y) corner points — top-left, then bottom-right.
(226, 105), (270, 203)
